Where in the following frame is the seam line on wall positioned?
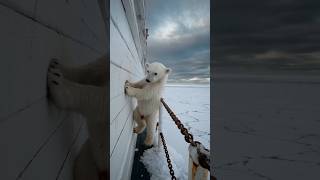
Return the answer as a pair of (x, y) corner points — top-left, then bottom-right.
(16, 113), (69, 179)
(0, 96), (45, 123)
(0, 2), (103, 55)
(110, 15), (137, 63)
(110, 110), (133, 156)
(111, 60), (140, 78)
(56, 122), (84, 180)
(111, 101), (130, 124)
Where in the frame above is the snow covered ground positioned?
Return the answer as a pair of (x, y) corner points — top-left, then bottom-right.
(213, 72), (320, 180)
(141, 84), (210, 180)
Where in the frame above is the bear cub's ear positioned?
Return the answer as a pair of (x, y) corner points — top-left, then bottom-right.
(166, 68), (172, 74)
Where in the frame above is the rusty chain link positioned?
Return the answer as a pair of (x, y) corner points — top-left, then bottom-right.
(160, 98), (197, 146)
(159, 132), (177, 180)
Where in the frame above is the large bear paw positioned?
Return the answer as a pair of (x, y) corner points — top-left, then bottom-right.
(47, 58), (71, 109)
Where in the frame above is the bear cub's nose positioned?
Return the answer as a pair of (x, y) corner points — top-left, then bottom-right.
(146, 79), (150, 83)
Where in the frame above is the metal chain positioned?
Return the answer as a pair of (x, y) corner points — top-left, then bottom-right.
(160, 98), (215, 178)
(160, 98), (196, 146)
(159, 132), (177, 180)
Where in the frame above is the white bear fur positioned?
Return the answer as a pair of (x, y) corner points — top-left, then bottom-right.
(125, 62), (171, 145)
(47, 55), (107, 180)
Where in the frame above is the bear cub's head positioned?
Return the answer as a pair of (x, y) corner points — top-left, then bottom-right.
(145, 62), (171, 83)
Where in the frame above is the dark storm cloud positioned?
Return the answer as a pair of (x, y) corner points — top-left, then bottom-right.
(146, 0), (210, 83)
(213, 0), (320, 69)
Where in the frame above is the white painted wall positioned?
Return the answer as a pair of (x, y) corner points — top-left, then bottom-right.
(0, 0), (106, 179)
(110, 0), (146, 179)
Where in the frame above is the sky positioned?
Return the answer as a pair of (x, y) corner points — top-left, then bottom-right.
(145, 0), (210, 83)
(213, 0), (320, 70)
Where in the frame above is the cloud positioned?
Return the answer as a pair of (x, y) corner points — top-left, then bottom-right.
(146, 0), (210, 83)
(213, 0), (320, 69)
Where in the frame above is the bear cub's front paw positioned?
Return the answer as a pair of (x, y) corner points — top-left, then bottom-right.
(125, 80), (131, 86)
(124, 80), (132, 94)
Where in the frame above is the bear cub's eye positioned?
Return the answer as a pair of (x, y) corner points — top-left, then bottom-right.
(154, 73), (157, 75)
(147, 70), (149, 73)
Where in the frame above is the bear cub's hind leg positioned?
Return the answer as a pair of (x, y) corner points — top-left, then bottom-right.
(133, 108), (146, 134)
(144, 114), (157, 146)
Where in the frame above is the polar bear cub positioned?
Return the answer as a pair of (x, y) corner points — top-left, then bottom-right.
(125, 62), (171, 146)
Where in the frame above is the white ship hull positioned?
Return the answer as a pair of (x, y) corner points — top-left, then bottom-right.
(110, 0), (147, 179)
